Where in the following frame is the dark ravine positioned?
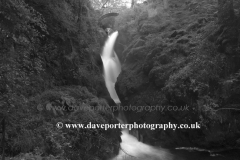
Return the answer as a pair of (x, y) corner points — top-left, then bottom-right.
(101, 30), (175, 160)
(114, 0), (240, 158)
(1, 0), (240, 159)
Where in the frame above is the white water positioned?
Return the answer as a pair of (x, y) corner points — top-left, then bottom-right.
(101, 31), (173, 160)
(101, 31), (121, 104)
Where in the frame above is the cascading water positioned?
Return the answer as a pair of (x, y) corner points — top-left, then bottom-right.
(101, 31), (121, 104)
(101, 31), (173, 160)
(100, 30), (240, 160)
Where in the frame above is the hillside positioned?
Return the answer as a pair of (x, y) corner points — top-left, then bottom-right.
(0, 0), (120, 159)
(115, 0), (240, 150)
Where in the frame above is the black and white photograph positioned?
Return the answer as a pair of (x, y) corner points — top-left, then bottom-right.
(0, 0), (240, 159)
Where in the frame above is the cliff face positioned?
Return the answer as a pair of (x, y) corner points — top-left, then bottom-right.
(23, 0), (110, 98)
(0, 0), (120, 159)
(115, 0), (240, 149)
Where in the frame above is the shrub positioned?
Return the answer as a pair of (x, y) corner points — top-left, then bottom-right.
(114, 1), (172, 36)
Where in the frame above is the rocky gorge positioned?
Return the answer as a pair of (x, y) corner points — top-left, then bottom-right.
(1, 0), (240, 159)
(114, 0), (240, 152)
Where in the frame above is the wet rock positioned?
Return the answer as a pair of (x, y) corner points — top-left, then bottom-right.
(115, 67), (147, 103)
(115, 29), (132, 62)
(115, 44), (125, 62)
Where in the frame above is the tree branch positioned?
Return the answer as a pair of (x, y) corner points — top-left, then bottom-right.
(101, 0), (110, 8)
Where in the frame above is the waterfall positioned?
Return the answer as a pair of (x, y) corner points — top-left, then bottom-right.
(101, 31), (173, 160)
(101, 31), (121, 104)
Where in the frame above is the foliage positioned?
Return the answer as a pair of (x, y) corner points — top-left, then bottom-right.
(113, 0), (240, 149)
(0, 0), (120, 159)
(114, 3), (147, 31)
(3, 153), (64, 160)
(1, 85), (120, 159)
(161, 23), (239, 133)
(0, 2), (48, 156)
(32, 86), (120, 160)
(91, 0), (128, 10)
(90, 0), (146, 13)
(114, 1), (171, 36)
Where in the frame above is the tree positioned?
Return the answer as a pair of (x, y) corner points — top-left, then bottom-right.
(91, 0), (124, 10)
(101, 0), (111, 8)
(131, 0), (134, 8)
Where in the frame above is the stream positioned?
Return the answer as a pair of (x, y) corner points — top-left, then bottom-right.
(101, 31), (240, 160)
